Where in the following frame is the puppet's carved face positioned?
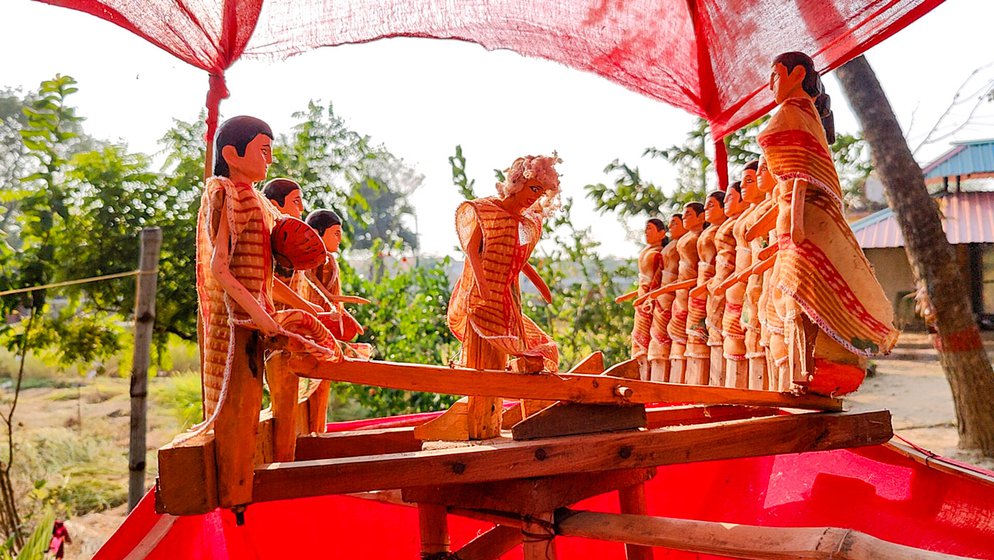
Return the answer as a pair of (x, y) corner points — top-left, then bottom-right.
(740, 168), (759, 202)
(704, 195), (725, 224)
(724, 187), (743, 216)
(770, 62), (806, 104)
(668, 215), (686, 238)
(645, 222), (666, 245)
(682, 206), (705, 230)
(223, 133), (272, 183)
(278, 189), (304, 219)
(757, 161), (776, 194)
(321, 224), (343, 253)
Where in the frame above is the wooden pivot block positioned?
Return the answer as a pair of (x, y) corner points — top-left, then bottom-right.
(156, 432), (217, 515)
(512, 403), (647, 440)
(414, 398), (470, 441)
(504, 352), (610, 430)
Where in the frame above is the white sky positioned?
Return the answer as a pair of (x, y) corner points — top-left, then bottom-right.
(5, 0), (994, 257)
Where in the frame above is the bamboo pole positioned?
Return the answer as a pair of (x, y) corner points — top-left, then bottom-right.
(555, 510), (977, 560)
(128, 228), (162, 511)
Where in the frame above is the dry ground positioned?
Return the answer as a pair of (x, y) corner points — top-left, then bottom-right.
(11, 353), (994, 559)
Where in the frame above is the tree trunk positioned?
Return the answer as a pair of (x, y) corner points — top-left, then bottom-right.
(835, 55), (994, 456)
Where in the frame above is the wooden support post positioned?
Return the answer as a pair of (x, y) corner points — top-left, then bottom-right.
(266, 351), (299, 462)
(128, 228), (162, 512)
(307, 380), (332, 433)
(522, 512), (557, 560)
(418, 503), (450, 557)
(215, 326), (266, 508)
(617, 484), (654, 560)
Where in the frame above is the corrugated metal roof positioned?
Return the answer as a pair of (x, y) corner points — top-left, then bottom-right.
(922, 139), (994, 179)
(853, 192), (994, 248)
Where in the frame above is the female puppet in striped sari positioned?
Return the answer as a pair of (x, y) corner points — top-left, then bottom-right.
(759, 52), (899, 396)
(446, 155), (561, 438)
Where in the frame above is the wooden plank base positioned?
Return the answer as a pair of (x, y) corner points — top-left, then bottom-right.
(403, 468), (655, 514)
(250, 409), (891, 505)
(289, 356), (843, 411)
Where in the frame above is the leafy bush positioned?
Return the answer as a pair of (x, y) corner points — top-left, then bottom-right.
(154, 371), (203, 430)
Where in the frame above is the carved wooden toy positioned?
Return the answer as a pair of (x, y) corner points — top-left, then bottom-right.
(188, 116), (344, 511)
(646, 214), (686, 382)
(616, 219), (666, 379)
(706, 182), (746, 387)
(427, 154), (561, 440)
(736, 162), (772, 391)
(668, 202), (704, 383)
(759, 52), (898, 395)
(685, 192), (726, 385)
(749, 158), (784, 389)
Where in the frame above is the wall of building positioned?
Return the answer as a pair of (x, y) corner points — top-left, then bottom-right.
(865, 245), (974, 331)
(865, 247), (918, 329)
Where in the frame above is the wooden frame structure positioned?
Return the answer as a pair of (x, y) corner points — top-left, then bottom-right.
(155, 352), (974, 559)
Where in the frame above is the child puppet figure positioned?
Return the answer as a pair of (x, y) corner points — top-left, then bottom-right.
(294, 209), (372, 431)
(620, 219), (667, 379)
(446, 155), (561, 439)
(301, 210), (370, 348)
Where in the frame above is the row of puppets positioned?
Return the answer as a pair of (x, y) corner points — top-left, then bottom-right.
(195, 51), (899, 445)
(621, 52), (898, 397)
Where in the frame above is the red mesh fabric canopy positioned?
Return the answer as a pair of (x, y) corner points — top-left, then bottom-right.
(39, 0), (943, 142)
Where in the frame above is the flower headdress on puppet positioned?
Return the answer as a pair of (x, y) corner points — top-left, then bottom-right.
(496, 153), (562, 218)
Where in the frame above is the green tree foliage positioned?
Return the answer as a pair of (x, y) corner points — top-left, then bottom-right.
(585, 116), (872, 219)
(335, 251), (460, 415)
(528, 198), (635, 367)
(269, 101), (422, 253)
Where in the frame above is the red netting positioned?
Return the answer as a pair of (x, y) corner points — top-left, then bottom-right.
(39, 0), (943, 139)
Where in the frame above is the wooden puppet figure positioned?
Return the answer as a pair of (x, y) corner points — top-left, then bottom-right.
(739, 161), (773, 390)
(667, 202), (704, 383)
(685, 192), (726, 385)
(647, 214), (686, 382)
(751, 158), (787, 390)
(195, 116), (341, 506)
(707, 182), (745, 387)
(446, 154), (561, 439)
(620, 219), (666, 379)
(297, 209), (374, 431)
(723, 177), (764, 388)
(760, 52), (898, 395)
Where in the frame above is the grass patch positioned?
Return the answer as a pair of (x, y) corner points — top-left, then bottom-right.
(154, 371), (203, 430)
(13, 425), (128, 517)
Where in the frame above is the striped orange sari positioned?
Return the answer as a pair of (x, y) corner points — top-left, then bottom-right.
(447, 198), (558, 371)
(759, 97), (898, 375)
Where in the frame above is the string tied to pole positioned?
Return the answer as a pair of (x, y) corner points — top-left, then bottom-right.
(0, 270), (147, 297)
